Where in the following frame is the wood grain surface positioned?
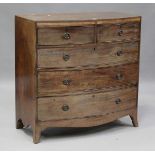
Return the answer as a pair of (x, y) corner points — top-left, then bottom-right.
(38, 63), (138, 96)
(38, 87), (137, 121)
(36, 17), (141, 28)
(37, 42), (139, 68)
(16, 12), (140, 22)
(38, 108), (137, 128)
(15, 16), (37, 128)
(37, 26), (95, 45)
(98, 22), (140, 43)
(15, 13), (141, 143)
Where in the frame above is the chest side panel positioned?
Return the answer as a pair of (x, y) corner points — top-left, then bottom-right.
(15, 17), (37, 127)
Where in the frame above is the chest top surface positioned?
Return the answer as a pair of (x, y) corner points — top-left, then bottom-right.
(16, 12), (140, 22)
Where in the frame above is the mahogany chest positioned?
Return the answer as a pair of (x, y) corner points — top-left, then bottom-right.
(15, 12), (141, 143)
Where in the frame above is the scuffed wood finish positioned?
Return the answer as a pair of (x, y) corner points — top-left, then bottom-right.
(37, 26), (95, 45)
(38, 63), (138, 96)
(15, 12), (141, 143)
(97, 17), (141, 25)
(129, 108), (138, 127)
(37, 21), (96, 28)
(17, 12), (140, 22)
(98, 22), (140, 43)
(37, 17), (141, 28)
(15, 16), (36, 129)
(38, 87), (137, 121)
(39, 108), (136, 128)
(33, 125), (41, 144)
(15, 16), (41, 144)
(37, 42), (139, 68)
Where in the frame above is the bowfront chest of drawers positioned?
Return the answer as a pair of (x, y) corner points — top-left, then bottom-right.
(15, 12), (141, 143)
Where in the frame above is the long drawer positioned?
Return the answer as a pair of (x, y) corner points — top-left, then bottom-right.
(37, 42), (139, 68)
(37, 63), (138, 96)
(37, 87), (137, 121)
(37, 26), (95, 45)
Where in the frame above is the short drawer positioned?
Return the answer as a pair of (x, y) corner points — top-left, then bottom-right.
(37, 63), (138, 96)
(37, 26), (95, 45)
(37, 87), (137, 121)
(98, 22), (140, 43)
(37, 42), (139, 68)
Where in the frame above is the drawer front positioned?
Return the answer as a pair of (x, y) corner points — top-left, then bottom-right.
(98, 22), (140, 43)
(37, 26), (95, 45)
(38, 63), (138, 96)
(38, 87), (137, 121)
(38, 42), (139, 68)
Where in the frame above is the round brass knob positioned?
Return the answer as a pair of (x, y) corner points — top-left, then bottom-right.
(118, 29), (123, 36)
(63, 79), (72, 85)
(63, 32), (70, 40)
(62, 104), (69, 111)
(116, 73), (123, 80)
(116, 50), (123, 56)
(115, 98), (121, 104)
(63, 54), (70, 61)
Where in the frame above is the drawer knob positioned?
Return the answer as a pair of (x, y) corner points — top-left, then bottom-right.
(116, 50), (123, 56)
(118, 29), (123, 36)
(63, 54), (70, 61)
(115, 98), (121, 104)
(63, 79), (72, 85)
(116, 73), (123, 80)
(62, 104), (69, 111)
(63, 32), (70, 40)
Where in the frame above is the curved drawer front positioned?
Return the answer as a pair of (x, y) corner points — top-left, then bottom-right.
(37, 26), (95, 45)
(98, 22), (140, 43)
(38, 87), (137, 121)
(37, 63), (138, 96)
(37, 42), (139, 68)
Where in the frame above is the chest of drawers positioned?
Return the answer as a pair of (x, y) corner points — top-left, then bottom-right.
(15, 12), (141, 143)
